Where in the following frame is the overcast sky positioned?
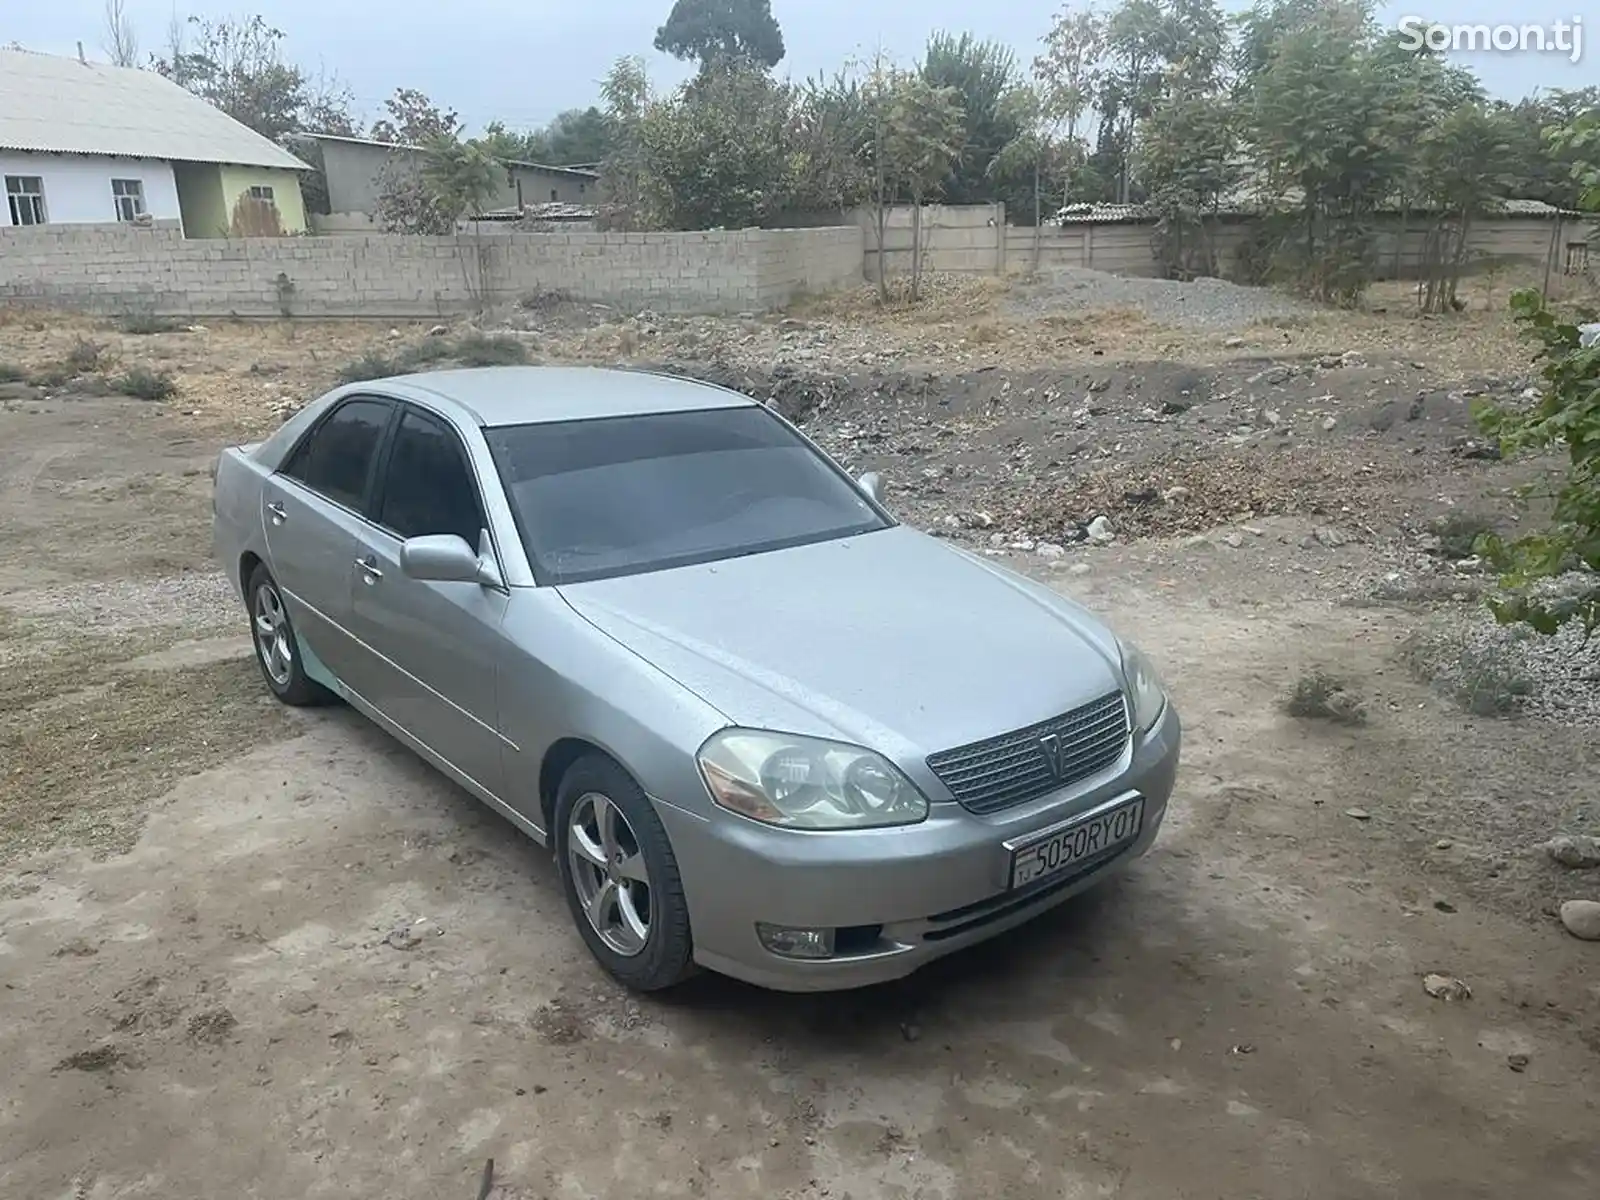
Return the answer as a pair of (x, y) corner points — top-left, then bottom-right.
(7, 2), (1595, 133)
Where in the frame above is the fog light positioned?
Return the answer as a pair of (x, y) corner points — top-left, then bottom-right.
(756, 923), (835, 960)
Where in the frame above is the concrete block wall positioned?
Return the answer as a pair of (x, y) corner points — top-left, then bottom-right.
(0, 222), (864, 318)
(857, 203), (1006, 281)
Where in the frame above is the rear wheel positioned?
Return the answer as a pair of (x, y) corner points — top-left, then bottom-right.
(246, 563), (332, 707)
(554, 754), (694, 992)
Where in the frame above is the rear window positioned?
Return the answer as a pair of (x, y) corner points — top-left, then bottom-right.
(485, 405), (889, 584)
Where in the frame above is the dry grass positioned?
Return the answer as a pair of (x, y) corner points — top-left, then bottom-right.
(0, 631), (295, 862)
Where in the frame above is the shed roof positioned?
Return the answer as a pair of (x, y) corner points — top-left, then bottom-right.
(300, 132), (599, 179)
(0, 49), (308, 171)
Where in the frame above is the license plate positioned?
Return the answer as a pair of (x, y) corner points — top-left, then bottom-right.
(1009, 797), (1144, 889)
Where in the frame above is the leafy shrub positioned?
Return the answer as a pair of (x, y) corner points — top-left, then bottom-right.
(452, 333), (528, 367)
(114, 366), (178, 401)
(0, 362), (27, 383)
(1473, 289), (1600, 632)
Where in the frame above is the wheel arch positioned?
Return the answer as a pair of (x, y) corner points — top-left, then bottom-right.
(540, 737), (616, 834)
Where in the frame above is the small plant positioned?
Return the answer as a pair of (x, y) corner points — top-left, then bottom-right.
(114, 366), (178, 401)
(29, 363), (76, 389)
(65, 338), (109, 373)
(1283, 669), (1367, 726)
(116, 313), (183, 335)
(452, 333), (528, 367)
(1429, 511), (1496, 560)
(335, 351), (397, 384)
(395, 338), (454, 369)
(1402, 632), (1534, 718)
(0, 362), (27, 383)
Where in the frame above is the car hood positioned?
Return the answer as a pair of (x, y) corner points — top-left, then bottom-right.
(556, 527), (1126, 762)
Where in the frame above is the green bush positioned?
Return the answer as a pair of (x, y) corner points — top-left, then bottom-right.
(0, 363), (27, 383)
(1473, 289), (1600, 633)
(114, 366), (178, 401)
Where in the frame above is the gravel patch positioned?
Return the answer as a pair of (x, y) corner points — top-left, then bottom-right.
(3, 573), (237, 636)
(1009, 265), (1318, 331)
(1404, 615), (1600, 724)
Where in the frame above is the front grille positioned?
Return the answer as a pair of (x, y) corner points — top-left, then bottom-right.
(926, 692), (1129, 815)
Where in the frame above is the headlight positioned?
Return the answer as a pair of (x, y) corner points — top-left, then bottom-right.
(697, 729), (929, 829)
(1120, 641), (1167, 732)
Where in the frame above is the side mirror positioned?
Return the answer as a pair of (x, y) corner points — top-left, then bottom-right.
(857, 471), (885, 504)
(401, 533), (494, 585)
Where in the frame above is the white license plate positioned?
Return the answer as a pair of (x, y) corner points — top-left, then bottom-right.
(1009, 797), (1144, 889)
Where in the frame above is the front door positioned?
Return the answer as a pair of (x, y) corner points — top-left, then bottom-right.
(263, 396), (395, 685)
(347, 407), (509, 800)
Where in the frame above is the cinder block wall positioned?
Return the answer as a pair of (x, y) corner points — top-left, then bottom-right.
(0, 223), (864, 317)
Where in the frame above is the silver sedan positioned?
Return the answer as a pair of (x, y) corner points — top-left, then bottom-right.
(212, 366), (1181, 992)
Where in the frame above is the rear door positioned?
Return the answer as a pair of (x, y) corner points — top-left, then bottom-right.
(262, 396), (395, 687)
(345, 406), (510, 799)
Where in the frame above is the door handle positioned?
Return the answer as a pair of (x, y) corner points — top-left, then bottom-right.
(355, 555), (383, 583)
(266, 500), (286, 524)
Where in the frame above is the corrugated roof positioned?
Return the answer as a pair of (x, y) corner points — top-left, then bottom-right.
(1051, 194), (1584, 226)
(0, 49), (308, 170)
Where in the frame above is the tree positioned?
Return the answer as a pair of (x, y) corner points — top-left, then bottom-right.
(920, 33), (1020, 205)
(101, 0), (139, 68)
(483, 108), (612, 166)
(990, 84), (1065, 265)
(1138, 89), (1242, 278)
(639, 64), (795, 229)
(1243, 4), (1408, 302)
(862, 62), (965, 302)
(1410, 102), (1517, 312)
(598, 57), (656, 229)
(1034, 5), (1106, 210)
(154, 15), (309, 142)
(654, 0), (785, 71)
(788, 70), (873, 214)
(369, 88), (460, 144)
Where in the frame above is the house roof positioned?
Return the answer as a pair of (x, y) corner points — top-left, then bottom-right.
(0, 49), (307, 171)
(299, 132), (600, 179)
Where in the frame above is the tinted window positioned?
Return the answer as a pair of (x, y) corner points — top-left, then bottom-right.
(485, 406), (889, 584)
(378, 411), (486, 547)
(284, 399), (390, 510)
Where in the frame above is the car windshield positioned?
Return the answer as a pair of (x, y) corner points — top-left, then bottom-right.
(484, 405), (891, 584)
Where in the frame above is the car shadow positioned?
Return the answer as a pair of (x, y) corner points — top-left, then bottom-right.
(652, 878), (1136, 1048)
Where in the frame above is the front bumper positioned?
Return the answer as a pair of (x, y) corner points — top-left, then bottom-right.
(654, 701), (1181, 991)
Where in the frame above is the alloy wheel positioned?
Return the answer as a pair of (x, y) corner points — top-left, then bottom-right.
(253, 582), (294, 687)
(566, 791), (652, 957)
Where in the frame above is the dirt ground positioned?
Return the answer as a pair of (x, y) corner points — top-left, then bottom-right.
(1, 279), (1597, 1199)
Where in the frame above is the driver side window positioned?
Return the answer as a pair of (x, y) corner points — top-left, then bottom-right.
(377, 410), (486, 549)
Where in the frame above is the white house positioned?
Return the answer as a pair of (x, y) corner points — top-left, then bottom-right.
(0, 48), (310, 237)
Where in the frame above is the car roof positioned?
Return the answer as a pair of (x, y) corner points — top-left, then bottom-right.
(375, 366), (758, 428)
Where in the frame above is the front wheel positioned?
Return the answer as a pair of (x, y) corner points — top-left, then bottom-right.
(246, 564), (333, 707)
(554, 754), (694, 992)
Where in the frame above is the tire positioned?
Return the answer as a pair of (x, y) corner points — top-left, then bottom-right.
(246, 563), (333, 707)
(554, 754), (695, 992)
